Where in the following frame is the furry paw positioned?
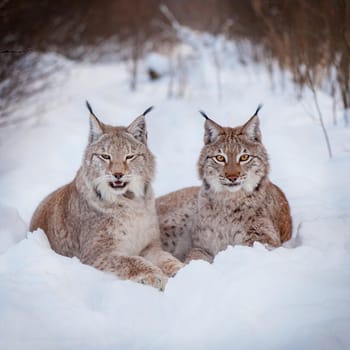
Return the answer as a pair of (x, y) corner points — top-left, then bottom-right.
(134, 272), (168, 291)
(185, 248), (213, 264)
(161, 259), (185, 277)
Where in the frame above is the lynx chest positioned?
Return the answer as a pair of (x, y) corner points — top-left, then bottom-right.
(107, 200), (159, 256)
(195, 195), (253, 255)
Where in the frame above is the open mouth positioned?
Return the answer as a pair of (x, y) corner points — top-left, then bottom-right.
(222, 181), (242, 188)
(109, 181), (127, 189)
(222, 180), (240, 186)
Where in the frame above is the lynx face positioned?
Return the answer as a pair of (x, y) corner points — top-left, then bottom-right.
(198, 114), (269, 193)
(82, 109), (155, 202)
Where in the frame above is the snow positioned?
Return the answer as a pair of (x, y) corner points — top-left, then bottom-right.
(0, 204), (26, 254)
(0, 40), (350, 350)
(145, 52), (170, 76)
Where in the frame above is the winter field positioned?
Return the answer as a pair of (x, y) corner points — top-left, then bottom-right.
(0, 43), (350, 349)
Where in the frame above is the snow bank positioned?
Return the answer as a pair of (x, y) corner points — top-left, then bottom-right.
(0, 45), (350, 349)
(0, 204), (26, 254)
(1, 227), (349, 350)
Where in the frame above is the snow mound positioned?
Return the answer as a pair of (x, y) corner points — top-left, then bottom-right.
(0, 228), (349, 350)
(0, 204), (26, 254)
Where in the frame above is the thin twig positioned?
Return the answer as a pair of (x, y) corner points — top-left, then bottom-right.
(306, 70), (333, 158)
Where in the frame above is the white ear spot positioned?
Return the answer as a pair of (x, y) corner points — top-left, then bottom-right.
(127, 115), (147, 143)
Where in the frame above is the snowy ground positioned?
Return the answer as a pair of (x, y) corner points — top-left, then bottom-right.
(0, 47), (350, 350)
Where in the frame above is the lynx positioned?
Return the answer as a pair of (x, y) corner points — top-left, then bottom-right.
(157, 107), (292, 263)
(30, 102), (183, 290)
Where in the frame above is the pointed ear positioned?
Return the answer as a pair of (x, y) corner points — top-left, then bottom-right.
(241, 115), (261, 142)
(127, 115), (147, 143)
(86, 101), (104, 143)
(203, 118), (225, 145)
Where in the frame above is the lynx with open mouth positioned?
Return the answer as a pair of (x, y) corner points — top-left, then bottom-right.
(109, 180), (127, 189)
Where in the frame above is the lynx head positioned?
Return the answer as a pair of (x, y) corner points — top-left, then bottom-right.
(198, 106), (269, 193)
(81, 102), (155, 201)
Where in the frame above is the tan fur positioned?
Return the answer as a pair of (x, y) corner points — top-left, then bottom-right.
(30, 105), (183, 290)
(157, 186), (198, 261)
(157, 112), (292, 263)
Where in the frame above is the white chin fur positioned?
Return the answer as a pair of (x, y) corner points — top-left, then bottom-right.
(206, 178), (241, 193)
(95, 181), (126, 202)
(225, 184), (242, 193)
(94, 175), (145, 202)
(207, 175), (259, 194)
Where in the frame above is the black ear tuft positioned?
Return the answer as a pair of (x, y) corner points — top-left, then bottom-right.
(143, 106), (154, 116)
(86, 100), (95, 116)
(199, 110), (209, 120)
(253, 104), (263, 117)
(86, 101), (104, 143)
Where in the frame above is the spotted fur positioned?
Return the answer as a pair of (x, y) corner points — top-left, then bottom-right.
(157, 111), (292, 263)
(30, 103), (183, 290)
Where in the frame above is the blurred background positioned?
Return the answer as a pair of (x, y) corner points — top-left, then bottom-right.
(1, 0), (349, 129)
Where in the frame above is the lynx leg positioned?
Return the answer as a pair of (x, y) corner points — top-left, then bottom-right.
(185, 247), (213, 264)
(243, 219), (281, 248)
(88, 253), (168, 291)
(141, 241), (184, 277)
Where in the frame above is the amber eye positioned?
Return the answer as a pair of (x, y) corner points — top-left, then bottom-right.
(239, 154), (250, 162)
(215, 154), (225, 162)
(100, 154), (111, 160)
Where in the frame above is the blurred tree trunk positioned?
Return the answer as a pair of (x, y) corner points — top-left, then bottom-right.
(340, 0), (350, 126)
(130, 31), (141, 91)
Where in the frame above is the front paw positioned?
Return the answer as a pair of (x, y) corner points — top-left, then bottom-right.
(185, 248), (213, 264)
(133, 272), (168, 291)
(161, 259), (185, 277)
